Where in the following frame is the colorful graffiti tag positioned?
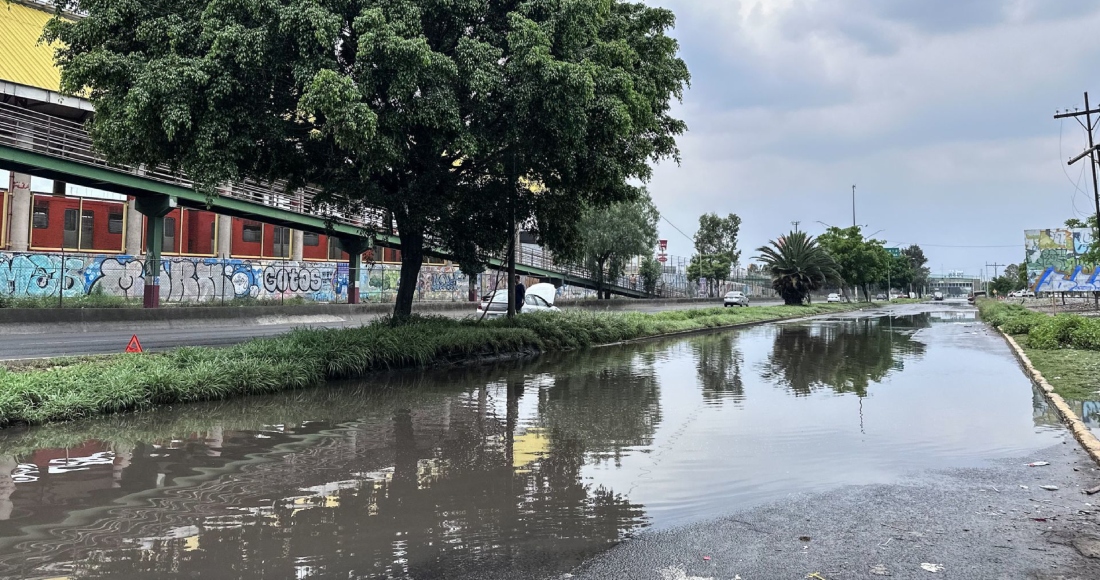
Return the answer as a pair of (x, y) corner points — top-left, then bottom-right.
(1026, 228), (1099, 292)
(0, 252), (480, 303)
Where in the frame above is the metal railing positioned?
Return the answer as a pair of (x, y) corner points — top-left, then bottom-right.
(0, 101), (643, 294)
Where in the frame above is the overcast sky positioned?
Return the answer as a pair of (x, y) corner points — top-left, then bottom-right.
(644, 0), (1100, 278)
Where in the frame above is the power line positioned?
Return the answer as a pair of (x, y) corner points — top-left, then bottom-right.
(661, 214), (695, 244)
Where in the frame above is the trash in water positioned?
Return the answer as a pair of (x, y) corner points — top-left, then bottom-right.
(1039, 485), (1059, 491)
(869, 564), (891, 576)
(702, 556), (710, 561)
(920, 563), (943, 573)
(1020, 485), (1029, 490)
(1028, 461), (1050, 467)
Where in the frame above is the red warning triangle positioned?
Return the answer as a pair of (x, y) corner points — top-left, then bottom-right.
(125, 335), (143, 353)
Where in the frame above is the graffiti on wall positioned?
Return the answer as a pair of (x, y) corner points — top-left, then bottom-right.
(0, 252), (478, 303)
(1025, 228), (1100, 292)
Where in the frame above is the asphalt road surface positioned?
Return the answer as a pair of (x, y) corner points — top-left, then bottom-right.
(0, 299), (781, 361)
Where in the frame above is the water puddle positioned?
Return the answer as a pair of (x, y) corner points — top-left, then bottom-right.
(0, 303), (1064, 578)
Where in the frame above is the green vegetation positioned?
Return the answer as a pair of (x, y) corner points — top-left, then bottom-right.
(570, 194), (660, 299)
(0, 304), (859, 428)
(755, 230), (841, 305)
(47, 0), (690, 318)
(688, 213), (742, 297)
(977, 299), (1100, 399)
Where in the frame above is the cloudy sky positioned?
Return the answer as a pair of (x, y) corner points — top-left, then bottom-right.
(643, 0), (1100, 278)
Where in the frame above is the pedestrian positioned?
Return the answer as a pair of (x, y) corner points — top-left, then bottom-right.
(515, 276), (526, 313)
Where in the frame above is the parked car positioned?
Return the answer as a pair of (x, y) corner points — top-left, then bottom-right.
(826, 293), (842, 303)
(723, 291), (749, 307)
(476, 283), (560, 318)
(874, 293), (887, 300)
(933, 291), (944, 301)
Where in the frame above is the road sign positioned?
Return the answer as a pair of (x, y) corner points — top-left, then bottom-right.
(125, 335), (143, 353)
(657, 255), (668, 263)
(658, 239), (667, 251)
(886, 247), (901, 257)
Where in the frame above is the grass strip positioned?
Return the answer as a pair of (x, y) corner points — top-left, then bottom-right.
(977, 298), (1100, 400)
(0, 303), (861, 428)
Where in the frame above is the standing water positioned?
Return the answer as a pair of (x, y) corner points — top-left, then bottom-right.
(0, 303), (1064, 579)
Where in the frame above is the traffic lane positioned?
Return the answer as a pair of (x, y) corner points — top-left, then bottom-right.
(569, 441), (1100, 580)
(0, 300), (784, 360)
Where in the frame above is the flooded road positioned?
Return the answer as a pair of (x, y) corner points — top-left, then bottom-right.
(0, 303), (1070, 579)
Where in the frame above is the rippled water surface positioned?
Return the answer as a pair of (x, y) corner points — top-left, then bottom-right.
(0, 303), (1066, 579)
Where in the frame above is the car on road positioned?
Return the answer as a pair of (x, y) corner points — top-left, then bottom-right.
(723, 291), (749, 307)
(874, 293), (887, 300)
(826, 293), (842, 303)
(1008, 289), (1036, 298)
(968, 291), (987, 304)
(933, 291), (944, 301)
(476, 283), (560, 318)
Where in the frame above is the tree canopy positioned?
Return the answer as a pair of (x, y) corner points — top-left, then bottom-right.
(572, 193), (659, 298)
(755, 230), (840, 305)
(816, 226), (890, 301)
(47, 0), (690, 317)
(688, 212), (741, 296)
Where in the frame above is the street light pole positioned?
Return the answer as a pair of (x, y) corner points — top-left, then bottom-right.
(852, 184), (856, 228)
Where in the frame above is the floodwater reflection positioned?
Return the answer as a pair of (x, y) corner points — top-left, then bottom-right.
(761, 315), (930, 396)
(0, 306), (1067, 578)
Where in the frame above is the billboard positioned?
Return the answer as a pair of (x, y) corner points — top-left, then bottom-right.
(1025, 228), (1096, 292)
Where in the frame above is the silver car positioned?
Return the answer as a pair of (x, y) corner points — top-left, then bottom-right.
(723, 291), (749, 307)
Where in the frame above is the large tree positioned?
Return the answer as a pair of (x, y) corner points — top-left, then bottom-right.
(572, 192), (659, 299)
(47, 0), (690, 318)
(817, 226), (890, 302)
(901, 244), (930, 297)
(689, 212), (741, 296)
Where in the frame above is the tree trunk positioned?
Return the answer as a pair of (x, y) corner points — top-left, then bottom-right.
(595, 258), (606, 299)
(393, 226), (424, 319)
(468, 274), (477, 302)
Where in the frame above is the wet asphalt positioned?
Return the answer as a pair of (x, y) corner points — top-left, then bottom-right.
(564, 302), (1100, 580)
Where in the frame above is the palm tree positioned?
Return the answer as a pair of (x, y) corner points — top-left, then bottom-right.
(756, 231), (842, 305)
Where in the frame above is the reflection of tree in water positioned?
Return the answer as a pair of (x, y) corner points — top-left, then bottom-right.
(690, 334), (745, 404)
(761, 316), (928, 397)
(0, 342), (663, 579)
(530, 345), (663, 466)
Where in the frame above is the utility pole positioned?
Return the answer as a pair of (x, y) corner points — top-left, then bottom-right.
(791, 220), (800, 232)
(1055, 92), (1100, 235)
(986, 262), (1006, 279)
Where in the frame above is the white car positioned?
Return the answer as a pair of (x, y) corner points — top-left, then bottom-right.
(476, 282), (560, 318)
(826, 293), (842, 303)
(933, 291), (944, 301)
(723, 291), (749, 307)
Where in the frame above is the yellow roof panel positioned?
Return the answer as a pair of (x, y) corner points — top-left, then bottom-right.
(0, 2), (63, 92)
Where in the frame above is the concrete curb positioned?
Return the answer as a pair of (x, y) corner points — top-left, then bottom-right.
(997, 330), (1100, 466)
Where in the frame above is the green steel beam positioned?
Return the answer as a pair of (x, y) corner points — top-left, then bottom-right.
(0, 144), (649, 298)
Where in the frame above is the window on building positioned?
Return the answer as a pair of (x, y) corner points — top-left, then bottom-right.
(328, 238), (343, 260)
(303, 232), (320, 247)
(32, 204), (48, 229)
(80, 210), (94, 250)
(107, 211), (124, 234)
(242, 221), (262, 243)
(162, 216), (177, 252)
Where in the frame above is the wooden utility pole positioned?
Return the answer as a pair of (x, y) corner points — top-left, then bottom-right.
(1054, 93), (1100, 234)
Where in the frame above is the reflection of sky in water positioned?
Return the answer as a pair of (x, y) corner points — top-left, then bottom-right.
(578, 316), (1063, 529)
(0, 306), (1067, 577)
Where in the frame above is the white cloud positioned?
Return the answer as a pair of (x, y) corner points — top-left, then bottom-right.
(644, 0), (1100, 274)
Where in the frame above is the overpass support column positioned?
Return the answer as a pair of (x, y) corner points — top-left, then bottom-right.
(124, 199), (143, 255)
(7, 172), (32, 252)
(135, 196), (175, 308)
(291, 230), (304, 261)
(339, 237), (369, 304)
(216, 214), (233, 258)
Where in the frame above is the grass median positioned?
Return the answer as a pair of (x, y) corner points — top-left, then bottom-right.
(0, 303), (860, 428)
(977, 299), (1100, 400)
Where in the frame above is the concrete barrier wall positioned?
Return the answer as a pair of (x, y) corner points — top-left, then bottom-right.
(0, 251), (609, 305)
